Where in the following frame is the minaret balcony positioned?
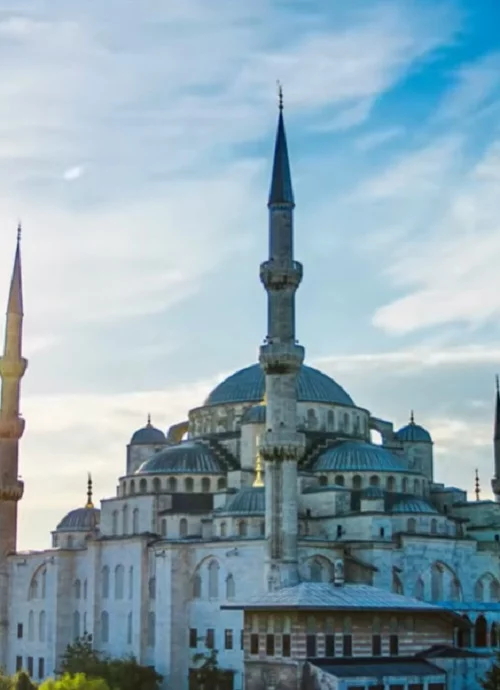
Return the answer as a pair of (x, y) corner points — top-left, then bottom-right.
(0, 415), (25, 440)
(260, 430), (305, 462)
(260, 260), (303, 291)
(259, 342), (304, 374)
(0, 357), (27, 380)
(0, 479), (24, 501)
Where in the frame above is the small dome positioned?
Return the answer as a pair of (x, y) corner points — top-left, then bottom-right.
(241, 404), (266, 425)
(392, 498), (438, 514)
(361, 486), (385, 500)
(56, 506), (100, 532)
(205, 363), (354, 407)
(395, 413), (431, 443)
(220, 487), (265, 514)
(136, 441), (224, 474)
(130, 416), (166, 445)
(313, 441), (408, 473)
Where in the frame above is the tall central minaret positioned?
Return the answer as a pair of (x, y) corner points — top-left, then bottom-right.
(492, 376), (500, 502)
(259, 91), (305, 589)
(0, 227), (27, 661)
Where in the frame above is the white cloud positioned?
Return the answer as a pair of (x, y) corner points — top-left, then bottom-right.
(63, 166), (84, 181)
(354, 127), (405, 151)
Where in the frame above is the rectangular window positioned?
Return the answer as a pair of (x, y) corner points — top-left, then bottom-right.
(189, 628), (197, 648)
(389, 633), (399, 656)
(27, 657), (33, 678)
(224, 629), (233, 650)
(372, 634), (382, 656)
(409, 685), (424, 690)
(324, 634), (335, 658)
(342, 634), (352, 657)
(240, 629), (244, 650)
(38, 658), (45, 679)
(250, 633), (259, 655)
(15, 657), (22, 672)
(282, 634), (291, 657)
(306, 634), (316, 657)
(17, 623), (23, 639)
(265, 633), (275, 656)
(206, 628), (214, 649)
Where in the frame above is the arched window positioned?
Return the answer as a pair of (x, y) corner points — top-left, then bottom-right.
(29, 579), (38, 600)
(114, 565), (124, 600)
(475, 615), (488, 648)
(127, 612), (133, 645)
(386, 476), (395, 492)
(139, 478), (147, 494)
(101, 566), (110, 599)
(491, 623), (498, 648)
(122, 505), (129, 534)
(185, 477), (194, 492)
(67, 536), (73, 548)
(179, 518), (188, 537)
(238, 520), (247, 537)
(148, 577), (156, 600)
(334, 475), (345, 487)
(220, 522), (227, 538)
(100, 611), (109, 644)
(152, 478), (161, 493)
(369, 475), (380, 487)
(490, 579), (500, 602)
(309, 560), (323, 582)
(41, 570), (47, 598)
(28, 610), (34, 641)
(307, 408), (317, 430)
(402, 477), (408, 492)
(112, 510), (118, 535)
(319, 475), (328, 487)
(407, 518), (416, 533)
(415, 578), (424, 600)
(39, 611), (46, 642)
(413, 479), (420, 494)
(260, 521), (265, 536)
(167, 477), (177, 492)
(201, 477), (211, 493)
(160, 519), (167, 537)
(193, 573), (202, 598)
(430, 519), (437, 535)
(352, 475), (362, 490)
(457, 615), (471, 648)
(217, 477), (226, 490)
(147, 611), (155, 647)
(74, 579), (81, 599)
(392, 573), (403, 595)
(208, 560), (219, 599)
(73, 610), (80, 640)
(132, 508), (139, 534)
(128, 566), (133, 600)
(431, 564), (443, 602)
(327, 410), (334, 429)
(343, 413), (349, 432)
(129, 480), (135, 495)
(450, 577), (461, 602)
(226, 574), (235, 600)
(83, 612), (87, 635)
(83, 580), (88, 600)
(475, 580), (484, 602)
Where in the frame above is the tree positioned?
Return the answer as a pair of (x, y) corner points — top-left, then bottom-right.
(39, 674), (108, 690)
(59, 636), (162, 690)
(12, 672), (37, 690)
(190, 649), (233, 690)
(481, 653), (500, 690)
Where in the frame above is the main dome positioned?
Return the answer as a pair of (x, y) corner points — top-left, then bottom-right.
(204, 363), (353, 407)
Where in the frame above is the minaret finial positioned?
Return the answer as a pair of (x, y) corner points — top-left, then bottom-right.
(410, 410), (415, 424)
(277, 80), (283, 111)
(475, 468), (481, 501)
(17, 222), (21, 244)
(253, 446), (264, 488)
(86, 472), (94, 509)
(147, 413), (151, 426)
(496, 374), (499, 395)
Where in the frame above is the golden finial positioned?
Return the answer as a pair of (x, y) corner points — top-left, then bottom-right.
(85, 472), (94, 509)
(410, 410), (415, 424)
(475, 468), (481, 502)
(253, 448), (264, 488)
(277, 80), (283, 111)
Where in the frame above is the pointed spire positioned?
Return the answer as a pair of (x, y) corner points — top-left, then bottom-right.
(147, 413), (152, 427)
(7, 224), (23, 317)
(268, 83), (294, 208)
(253, 448), (264, 488)
(410, 410), (415, 424)
(85, 472), (94, 509)
(494, 375), (500, 442)
(475, 468), (481, 501)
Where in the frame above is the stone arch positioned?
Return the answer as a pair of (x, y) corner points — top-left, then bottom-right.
(226, 573), (235, 600)
(428, 561), (461, 603)
(430, 518), (437, 535)
(74, 579), (81, 599)
(112, 510), (118, 535)
(327, 410), (334, 430)
(238, 520), (247, 537)
(114, 565), (124, 600)
(386, 476), (396, 492)
(352, 475), (362, 489)
(167, 477), (177, 492)
(392, 572), (403, 595)
(129, 479), (135, 495)
(139, 478), (147, 493)
(407, 518), (417, 533)
(475, 615), (488, 648)
(457, 615), (471, 648)
(319, 475), (328, 487)
(369, 475), (380, 487)
(334, 475), (345, 486)
(152, 477), (161, 493)
(474, 573), (500, 602)
(402, 477), (408, 492)
(305, 555), (333, 583)
(217, 477), (226, 490)
(208, 559), (220, 599)
(132, 508), (139, 533)
(38, 610), (46, 642)
(179, 518), (188, 537)
(491, 622), (498, 648)
(201, 477), (211, 493)
(122, 504), (129, 534)
(414, 577), (424, 600)
(185, 477), (194, 492)
(413, 478), (420, 494)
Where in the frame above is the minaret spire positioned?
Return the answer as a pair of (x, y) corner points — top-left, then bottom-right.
(259, 94), (305, 590)
(475, 468), (481, 501)
(0, 227), (28, 664)
(86, 473), (94, 509)
(492, 375), (500, 501)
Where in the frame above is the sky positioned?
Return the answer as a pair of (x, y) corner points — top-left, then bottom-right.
(0, 0), (499, 549)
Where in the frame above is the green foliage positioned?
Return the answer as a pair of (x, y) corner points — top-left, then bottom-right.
(481, 652), (500, 690)
(39, 674), (108, 690)
(59, 636), (162, 690)
(190, 649), (233, 690)
(12, 672), (37, 690)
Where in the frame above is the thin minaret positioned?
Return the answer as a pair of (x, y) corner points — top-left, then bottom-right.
(259, 86), (305, 589)
(492, 375), (500, 502)
(86, 473), (94, 509)
(475, 468), (481, 502)
(0, 226), (28, 662)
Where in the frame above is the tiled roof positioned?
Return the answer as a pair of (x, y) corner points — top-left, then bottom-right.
(313, 442), (408, 473)
(309, 658), (445, 680)
(136, 441), (224, 474)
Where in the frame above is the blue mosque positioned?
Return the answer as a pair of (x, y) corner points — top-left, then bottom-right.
(0, 96), (498, 690)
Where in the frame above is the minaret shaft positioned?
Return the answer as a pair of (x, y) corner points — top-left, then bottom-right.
(492, 377), (500, 501)
(259, 100), (305, 589)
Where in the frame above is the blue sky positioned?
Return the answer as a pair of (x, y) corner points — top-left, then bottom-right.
(0, 0), (500, 547)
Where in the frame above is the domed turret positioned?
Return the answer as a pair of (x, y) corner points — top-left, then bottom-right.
(395, 411), (432, 443)
(136, 441), (224, 475)
(127, 415), (167, 475)
(395, 411), (434, 483)
(53, 474), (100, 549)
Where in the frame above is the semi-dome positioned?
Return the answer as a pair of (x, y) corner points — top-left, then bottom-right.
(395, 413), (431, 443)
(313, 441), (408, 473)
(219, 487), (265, 514)
(136, 441), (224, 475)
(56, 506), (100, 532)
(241, 404), (266, 425)
(392, 498), (438, 514)
(130, 416), (166, 445)
(205, 363), (354, 407)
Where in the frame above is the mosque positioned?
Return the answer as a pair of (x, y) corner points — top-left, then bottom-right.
(0, 98), (499, 690)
